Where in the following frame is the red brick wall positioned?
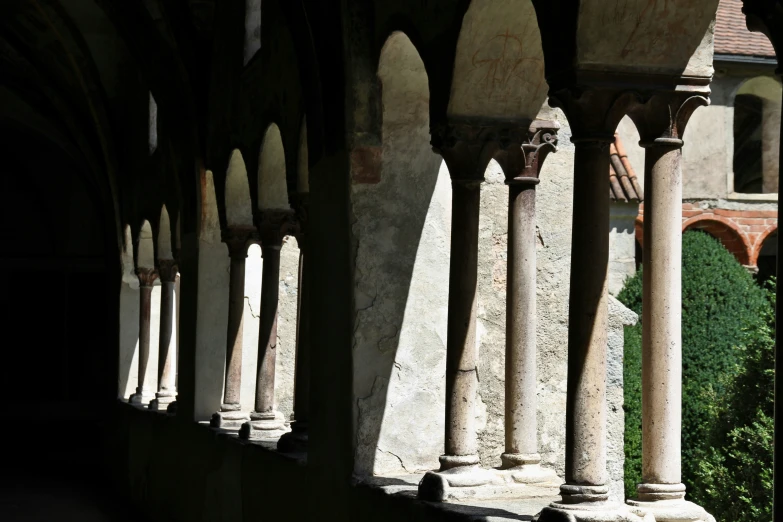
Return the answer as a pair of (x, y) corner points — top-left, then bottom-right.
(635, 203), (777, 267)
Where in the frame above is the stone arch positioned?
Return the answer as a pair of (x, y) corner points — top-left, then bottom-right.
(297, 118), (309, 194)
(682, 215), (751, 266)
(137, 220), (155, 269)
(158, 205), (174, 261)
(751, 223), (778, 266)
(258, 123), (290, 210)
(225, 149), (254, 227)
(447, 0), (547, 120)
(353, 30), (447, 476)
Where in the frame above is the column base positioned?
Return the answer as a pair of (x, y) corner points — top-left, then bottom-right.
(537, 501), (653, 522)
(277, 423), (308, 453)
(238, 411), (289, 440)
(418, 462), (561, 502)
(128, 389), (155, 406)
(500, 453), (561, 484)
(149, 391), (176, 412)
(210, 408), (251, 429)
(627, 484), (714, 522)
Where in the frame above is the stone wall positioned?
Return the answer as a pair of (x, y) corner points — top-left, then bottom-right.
(349, 85), (631, 499)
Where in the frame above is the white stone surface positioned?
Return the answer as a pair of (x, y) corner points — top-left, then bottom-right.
(609, 202), (639, 296)
(225, 149), (254, 228)
(194, 170), (231, 421)
(258, 124), (290, 210)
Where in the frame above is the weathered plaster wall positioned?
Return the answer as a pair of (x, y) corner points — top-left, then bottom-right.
(607, 296), (637, 503)
(352, 32), (447, 476)
(351, 93), (627, 499)
(608, 202), (639, 296)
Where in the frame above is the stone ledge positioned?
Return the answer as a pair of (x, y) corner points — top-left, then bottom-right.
(355, 474), (560, 521)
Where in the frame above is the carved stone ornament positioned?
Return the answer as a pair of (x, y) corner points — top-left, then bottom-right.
(157, 259), (179, 282)
(627, 90), (710, 148)
(221, 226), (258, 259)
(136, 267), (158, 287)
(256, 209), (299, 247)
(288, 192), (309, 243)
(495, 120), (560, 185)
(430, 121), (530, 182)
(548, 87), (638, 143)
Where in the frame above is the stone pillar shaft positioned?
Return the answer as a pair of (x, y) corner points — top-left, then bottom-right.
(443, 179), (481, 467)
(130, 268), (158, 404)
(641, 142), (683, 488)
(254, 244), (281, 415)
(504, 182), (538, 459)
(223, 253), (247, 408)
(151, 260), (178, 410)
(564, 139), (611, 494)
(279, 244), (311, 452)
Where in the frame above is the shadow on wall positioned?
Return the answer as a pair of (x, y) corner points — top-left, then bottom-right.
(352, 31), (449, 475)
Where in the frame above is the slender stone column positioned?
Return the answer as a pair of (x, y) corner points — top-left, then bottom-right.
(419, 121), (503, 501)
(626, 93), (714, 522)
(495, 123), (560, 484)
(279, 211), (311, 451)
(538, 88), (645, 522)
(150, 260), (178, 411)
(241, 210), (297, 440)
(212, 228), (255, 428)
(129, 267), (158, 405)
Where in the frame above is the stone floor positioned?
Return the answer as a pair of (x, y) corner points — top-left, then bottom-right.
(0, 476), (148, 522)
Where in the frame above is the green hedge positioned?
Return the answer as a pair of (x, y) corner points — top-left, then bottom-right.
(618, 230), (769, 505)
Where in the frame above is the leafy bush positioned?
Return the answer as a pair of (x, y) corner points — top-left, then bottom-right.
(694, 280), (775, 520)
(618, 230), (769, 505)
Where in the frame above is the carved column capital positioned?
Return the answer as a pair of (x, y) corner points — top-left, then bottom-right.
(431, 120), (526, 183)
(157, 259), (179, 282)
(256, 209), (299, 248)
(222, 226), (257, 259)
(136, 267), (158, 287)
(548, 87), (637, 143)
(289, 193), (310, 246)
(628, 90), (710, 149)
(495, 120), (560, 185)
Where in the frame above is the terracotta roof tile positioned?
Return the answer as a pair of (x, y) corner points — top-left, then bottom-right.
(715, 0), (775, 57)
(610, 133), (643, 203)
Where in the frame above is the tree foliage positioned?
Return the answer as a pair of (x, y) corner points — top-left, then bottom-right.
(618, 230), (770, 510)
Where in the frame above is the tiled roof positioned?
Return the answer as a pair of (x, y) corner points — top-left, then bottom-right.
(609, 133), (643, 203)
(714, 0), (775, 57)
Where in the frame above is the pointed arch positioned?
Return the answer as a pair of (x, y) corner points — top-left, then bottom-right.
(137, 220), (155, 269)
(158, 205), (174, 261)
(448, 0), (546, 120)
(258, 124), (290, 210)
(225, 149), (254, 227)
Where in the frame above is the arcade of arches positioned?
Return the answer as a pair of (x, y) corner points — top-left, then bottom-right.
(2, 1), (783, 521)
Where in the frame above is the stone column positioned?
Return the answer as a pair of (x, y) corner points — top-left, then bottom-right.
(129, 267), (158, 405)
(211, 228), (255, 428)
(280, 197), (311, 452)
(240, 211), (297, 440)
(626, 93), (714, 522)
(419, 122), (501, 500)
(150, 260), (178, 411)
(495, 122), (560, 484)
(538, 88), (644, 522)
